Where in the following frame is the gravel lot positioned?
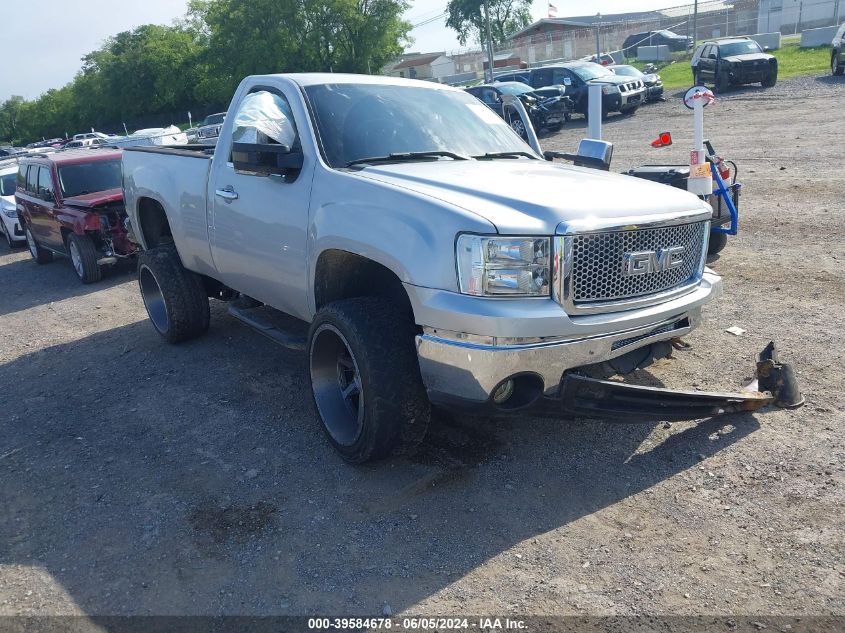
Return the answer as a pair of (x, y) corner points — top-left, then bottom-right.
(0, 75), (843, 622)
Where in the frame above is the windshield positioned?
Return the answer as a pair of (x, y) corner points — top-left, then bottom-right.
(203, 113), (226, 125)
(613, 66), (643, 77)
(58, 160), (122, 198)
(657, 30), (682, 38)
(0, 173), (15, 197)
(495, 83), (533, 95)
(720, 41), (762, 56)
(570, 64), (612, 81)
(304, 83), (533, 168)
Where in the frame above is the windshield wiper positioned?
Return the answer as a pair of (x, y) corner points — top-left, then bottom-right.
(473, 151), (538, 160)
(346, 151), (469, 167)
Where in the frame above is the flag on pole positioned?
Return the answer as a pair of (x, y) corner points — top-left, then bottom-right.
(548, 2), (558, 17)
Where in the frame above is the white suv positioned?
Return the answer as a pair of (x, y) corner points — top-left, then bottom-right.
(0, 163), (24, 248)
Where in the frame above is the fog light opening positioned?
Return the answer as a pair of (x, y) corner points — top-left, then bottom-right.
(492, 379), (515, 404)
(491, 374), (544, 410)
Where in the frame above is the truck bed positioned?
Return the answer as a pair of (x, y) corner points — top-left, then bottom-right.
(123, 144), (216, 159)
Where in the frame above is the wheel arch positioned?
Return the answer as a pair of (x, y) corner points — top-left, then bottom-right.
(136, 196), (173, 249)
(312, 249), (414, 324)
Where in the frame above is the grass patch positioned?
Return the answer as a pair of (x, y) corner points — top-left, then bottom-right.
(630, 43), (832, 90)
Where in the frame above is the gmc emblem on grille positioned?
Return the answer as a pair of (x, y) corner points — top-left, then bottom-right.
(623, 246), (685, 276)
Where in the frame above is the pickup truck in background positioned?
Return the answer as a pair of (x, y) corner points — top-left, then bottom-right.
(122, 73), (794, 464)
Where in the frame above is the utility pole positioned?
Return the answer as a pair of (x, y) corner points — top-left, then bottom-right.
(484, 0), (495, 82)
(692, 0), (698, 48)
(595, 13), (602, 59)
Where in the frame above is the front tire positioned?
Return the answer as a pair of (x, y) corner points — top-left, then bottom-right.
(25, 225), (53, 264)
(67, 232), (103, 284)
(833, 53), (844, 76)
(715, 71), (730, 93)
(137, 245), (210, 343)
(307, 297), (430, 464)
(707, 231), (728, 255)
(761, 69), (777, 87)
(508, 111), (528, 140)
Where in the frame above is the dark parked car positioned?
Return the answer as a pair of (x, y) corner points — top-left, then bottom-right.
(608, 64), (664, 102)
(464, 82), (572, 138)
(498, 62), (646, 119)
(832, 22), (845, 76)
(623, 29), (691, 58)
(15, 149), (137, 283)
(691, 37), (777, 92)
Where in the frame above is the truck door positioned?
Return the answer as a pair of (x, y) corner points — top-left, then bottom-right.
(36, 166), (63, 249)
(208, 87), (313, 319)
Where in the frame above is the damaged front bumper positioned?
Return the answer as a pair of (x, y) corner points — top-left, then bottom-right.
(419, 334), (803, 422)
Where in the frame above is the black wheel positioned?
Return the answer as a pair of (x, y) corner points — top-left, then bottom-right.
(694, 70), (704, 86)
(761, 69), (777, 88)
(66, 232), (103, 284)
(832, 53), (844, 76)
(24, 225), (53, 264)
(307, 297), (430, 464)
(707, 231), (728, 255)
(715, 71), (730, 93)
(3, 224), (14, 249)
(621, 105), (639, 116)
(137, 244), (210, 343)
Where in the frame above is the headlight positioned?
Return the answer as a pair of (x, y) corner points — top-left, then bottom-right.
(602, 85), (619, 95)
(456, 235), (550, 297)
(2, 207), (17, 219)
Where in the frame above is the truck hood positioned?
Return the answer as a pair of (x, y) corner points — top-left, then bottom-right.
(62, 188), (124, 209)
(352, 160), (709, 234)
(723, 53), (773, 63)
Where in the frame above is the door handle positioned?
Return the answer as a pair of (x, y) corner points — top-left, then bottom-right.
(215, 186), (238, 201)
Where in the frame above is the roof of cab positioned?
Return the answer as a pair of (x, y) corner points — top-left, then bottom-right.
(252, 72), (460, 90)
(20, 148), (122, 167)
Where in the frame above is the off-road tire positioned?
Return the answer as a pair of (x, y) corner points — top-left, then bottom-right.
(715, 71), (730, 93)
(24, 225), (53, 264)
(832, 53), (844, 76)
(66, 232), (103, 284)
(307, 297), (430, 464)
(694, 70), (703, 85)
(761, 69), (777, 88)
(137, 245), (210, 343)
(707, 231), (728, 255)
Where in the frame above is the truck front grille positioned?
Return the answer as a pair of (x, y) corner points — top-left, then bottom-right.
(556, 220), (709, 315)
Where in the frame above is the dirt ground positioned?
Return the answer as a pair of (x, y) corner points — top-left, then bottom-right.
(1, 75), (843, 624)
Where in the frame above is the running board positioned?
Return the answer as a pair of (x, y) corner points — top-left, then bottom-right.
(556, 341), (803, 422)
(227, 304), (306, 352)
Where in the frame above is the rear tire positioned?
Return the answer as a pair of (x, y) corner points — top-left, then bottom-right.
(707, 231), (728, 255)
(67, 232), (103, 284)
(25, 225), (53, 264)
(137, 244), (210, 343)
(307, 297), (430, 464)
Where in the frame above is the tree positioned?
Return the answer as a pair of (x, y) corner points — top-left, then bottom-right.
(0, 96), (25, 143)
(445, 0), (532, 47)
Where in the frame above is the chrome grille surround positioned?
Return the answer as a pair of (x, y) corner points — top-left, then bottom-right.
(553, 211), (711, 315)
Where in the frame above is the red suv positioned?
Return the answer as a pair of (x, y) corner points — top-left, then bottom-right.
(16, 149), (137, 283)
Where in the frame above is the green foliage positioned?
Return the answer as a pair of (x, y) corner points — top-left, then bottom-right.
(0, 0), (411, 144)
(445, 0), (531, 47)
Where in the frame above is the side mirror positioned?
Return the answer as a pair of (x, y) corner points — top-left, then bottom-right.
(41, 191), (55, 203)
(232, 142), (303, 177)
(563, 77), (572, 86)
(763, 45), (770, 51)
(544, 139), (614, 171)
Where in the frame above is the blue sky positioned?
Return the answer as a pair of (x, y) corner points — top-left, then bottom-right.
(3, 0), (675, 102)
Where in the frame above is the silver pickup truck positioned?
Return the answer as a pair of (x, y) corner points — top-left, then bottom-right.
(122, 73), (799, 463)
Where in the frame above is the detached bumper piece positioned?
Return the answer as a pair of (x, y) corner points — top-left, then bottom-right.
(553, 342), (803, 423)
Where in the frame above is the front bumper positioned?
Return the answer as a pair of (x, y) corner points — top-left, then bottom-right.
(620, 89), (646, 108)
(414, 271), (721, 403)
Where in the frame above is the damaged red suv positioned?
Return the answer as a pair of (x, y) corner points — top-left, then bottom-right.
(16, 148), (137, 283)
